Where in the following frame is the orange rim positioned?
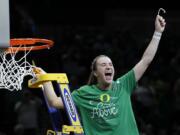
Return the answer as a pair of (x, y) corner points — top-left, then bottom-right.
(5, 38), (54, 53)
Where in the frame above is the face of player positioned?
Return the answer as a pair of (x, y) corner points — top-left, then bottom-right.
(94, 56), (115, 89)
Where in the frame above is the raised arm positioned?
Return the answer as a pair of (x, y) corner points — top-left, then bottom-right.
(42, 81), (64, 109)
(35, 68), (64, 109)
(133, 14), (166, 82)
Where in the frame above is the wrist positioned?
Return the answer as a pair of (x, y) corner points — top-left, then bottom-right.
(153, 31), (162, 40)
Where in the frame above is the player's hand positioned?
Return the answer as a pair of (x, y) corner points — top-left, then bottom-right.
(33, 67), (46, 75)
(155, 15), (166, 33)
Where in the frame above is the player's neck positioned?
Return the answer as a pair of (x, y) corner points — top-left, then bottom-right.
(97, 83), (112, 90)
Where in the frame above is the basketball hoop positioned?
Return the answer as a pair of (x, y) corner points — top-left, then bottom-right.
(6, 38), (54, 53)
(0, 38), (54, 91)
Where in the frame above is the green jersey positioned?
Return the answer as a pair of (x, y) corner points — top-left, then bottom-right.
(72, 70), (139, 135)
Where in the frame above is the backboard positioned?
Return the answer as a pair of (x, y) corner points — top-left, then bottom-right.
(0, 0), (10, 48)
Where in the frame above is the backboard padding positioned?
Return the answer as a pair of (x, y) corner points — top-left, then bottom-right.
(0, 0), (10, 48)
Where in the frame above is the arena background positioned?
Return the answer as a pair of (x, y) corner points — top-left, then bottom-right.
(0, 1), (180, 135)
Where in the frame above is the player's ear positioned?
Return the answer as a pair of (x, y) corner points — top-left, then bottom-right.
(93, 71), (98, 77)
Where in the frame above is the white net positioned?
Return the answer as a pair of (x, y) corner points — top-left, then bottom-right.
(0, 47), (35, 91)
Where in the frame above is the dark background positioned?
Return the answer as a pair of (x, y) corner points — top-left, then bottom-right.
(1, 0), (180, 135)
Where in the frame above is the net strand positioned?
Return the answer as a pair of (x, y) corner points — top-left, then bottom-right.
(0, 46), (35, 91)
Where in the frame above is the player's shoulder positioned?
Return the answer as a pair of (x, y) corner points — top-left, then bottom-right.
(78, 85), (93, 91)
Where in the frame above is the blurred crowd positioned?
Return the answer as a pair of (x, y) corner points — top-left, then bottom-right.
(50, 25), (180, 135)
(1, 5), (180, 135)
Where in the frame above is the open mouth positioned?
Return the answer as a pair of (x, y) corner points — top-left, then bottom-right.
(105, 73), (112, 80)
(105, 73), (112, 76)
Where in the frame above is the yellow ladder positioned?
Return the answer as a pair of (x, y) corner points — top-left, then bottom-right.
(29, 74), (84, 135)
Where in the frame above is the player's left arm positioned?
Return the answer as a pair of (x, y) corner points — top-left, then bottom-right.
(133, 13), (166, 82)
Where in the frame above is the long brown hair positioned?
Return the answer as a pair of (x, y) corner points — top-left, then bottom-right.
(87, 55), (109, 85)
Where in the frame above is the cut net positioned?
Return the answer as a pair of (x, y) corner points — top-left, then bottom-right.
(0, 47), (35, 91)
